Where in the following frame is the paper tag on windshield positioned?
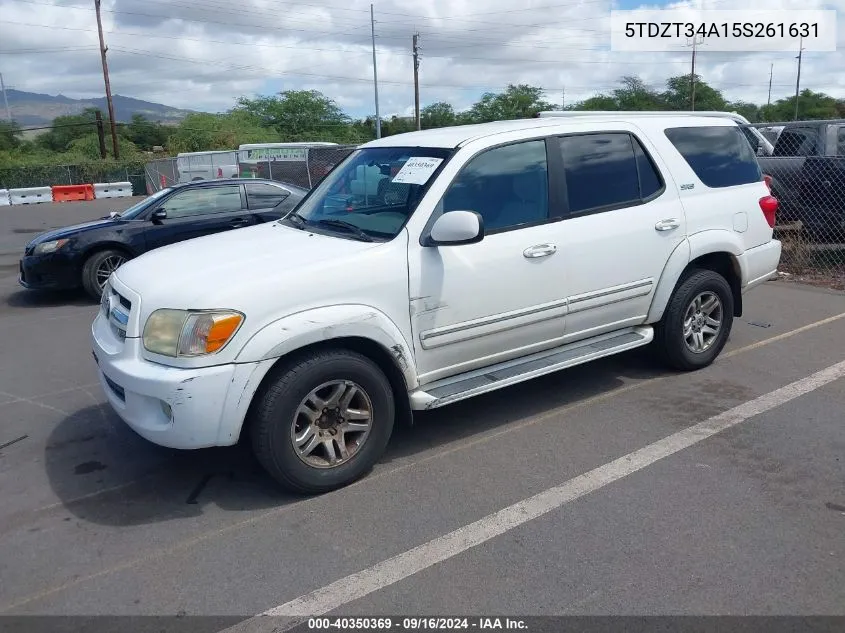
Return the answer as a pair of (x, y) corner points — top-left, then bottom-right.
(391, 157), (444, 185)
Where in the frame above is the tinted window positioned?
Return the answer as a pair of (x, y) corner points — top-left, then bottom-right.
(246, 183), (289, 209)
(442, 140), (549, 232)
(633, 136), (663, 198)
(560, 133), (639, 213)
(665, 126), (762, 187)
(773, 128), (820, 157)
(161, 185), (242, 218)
(837, 127), (845, 156)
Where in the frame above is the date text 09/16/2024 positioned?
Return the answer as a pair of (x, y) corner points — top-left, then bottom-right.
(307, 618), (528, 630)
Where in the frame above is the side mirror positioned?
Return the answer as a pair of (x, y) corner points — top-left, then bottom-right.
(151, 208), (167, 222)
(427, 210), (484, 246)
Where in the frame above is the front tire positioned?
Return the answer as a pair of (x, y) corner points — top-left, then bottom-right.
(654, 269), (734, 371)
(250, 349), (395, 494)
(81, 249), (129, 300)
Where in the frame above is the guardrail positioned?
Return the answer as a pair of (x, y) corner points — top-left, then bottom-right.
(0, 189), (10, 206)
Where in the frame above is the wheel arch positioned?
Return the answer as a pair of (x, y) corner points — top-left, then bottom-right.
(648, 233), (745, 322)
(232, 306), (418, 442)
(80, 241), (138, 262)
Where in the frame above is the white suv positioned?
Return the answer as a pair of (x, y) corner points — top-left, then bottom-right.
(92, 114), (782, 494)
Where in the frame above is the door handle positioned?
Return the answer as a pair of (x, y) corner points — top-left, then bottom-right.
(654, 219), (680, 232)
(229, 218), (249, 227)
(523, 243), (557, 259)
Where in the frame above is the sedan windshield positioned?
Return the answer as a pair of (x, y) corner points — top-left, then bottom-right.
(119, 187), (172, 220)
(286, 147), (453, 240)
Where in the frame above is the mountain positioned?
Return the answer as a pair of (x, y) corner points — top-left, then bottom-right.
(4, 89), (195, 127)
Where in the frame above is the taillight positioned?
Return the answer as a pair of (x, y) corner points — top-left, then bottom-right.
(759, 195), (778, 228)
(763, 174), (772, 192)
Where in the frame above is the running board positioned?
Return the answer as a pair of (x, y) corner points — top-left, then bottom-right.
(409, 326), (653, 410)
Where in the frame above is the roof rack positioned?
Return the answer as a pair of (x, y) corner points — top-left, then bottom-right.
(537, 110), (752, 125)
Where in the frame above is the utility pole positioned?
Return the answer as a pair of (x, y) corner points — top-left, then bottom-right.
(94, 0), (119, 158)
(0, 72), (11, 121)
(767, 63), (773, 107)
(794, 36), (804, 121)
(370, 4), (381, 139)
(562, 86), (565, 109)
(95, 110), (107, 159)
(412, 33), (421, 131)
(686, 36), (703, 111)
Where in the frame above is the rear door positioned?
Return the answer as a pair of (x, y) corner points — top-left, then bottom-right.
(244, 182), (293, 221)
(143, 184), (257, 251)
(551, 129), (687, 343)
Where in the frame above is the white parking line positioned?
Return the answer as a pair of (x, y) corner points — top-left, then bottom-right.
(257, 358), (845, 620)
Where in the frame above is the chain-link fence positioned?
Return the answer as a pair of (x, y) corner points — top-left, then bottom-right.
(740, 121), (845, 283)
(144, 145), (358, 193)
(0, 161), (148, 195)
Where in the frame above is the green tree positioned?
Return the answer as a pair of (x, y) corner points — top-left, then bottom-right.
(0, 120), (22, 151)
(662, 74), (727, 111)
(37, 108), (103, 151)
(728, 100), (760, 122)
(166, 111), (279, 152)
(569, 76), (663, 111)
(68, 133), (139, 160)
(234, 89), (354, 142)
(465, 84), (555, 123)
(420, 102), (458, 129)
(125, 114), (169, 150)
(763, 89), (841, 121)
(381, 116), (416, 136)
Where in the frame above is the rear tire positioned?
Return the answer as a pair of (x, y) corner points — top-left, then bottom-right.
(81, 249), (129, 300)
(250, 349), (395, 495)
(654, 269), (734, 371)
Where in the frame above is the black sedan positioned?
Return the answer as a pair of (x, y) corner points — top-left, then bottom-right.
(19, 178), (307, 300)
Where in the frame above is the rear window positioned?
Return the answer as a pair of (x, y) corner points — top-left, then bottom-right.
(664, 126), (762, 188)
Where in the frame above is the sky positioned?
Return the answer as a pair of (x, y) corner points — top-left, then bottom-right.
(0, 0), (843, 120)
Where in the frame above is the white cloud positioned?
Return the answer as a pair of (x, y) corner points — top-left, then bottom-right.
(0, 0), (843, 119)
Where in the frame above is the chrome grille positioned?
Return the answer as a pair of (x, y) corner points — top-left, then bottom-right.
(105, 286), (131, 341)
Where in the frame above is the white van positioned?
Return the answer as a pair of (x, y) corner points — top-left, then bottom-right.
(176, 151), (239, 183)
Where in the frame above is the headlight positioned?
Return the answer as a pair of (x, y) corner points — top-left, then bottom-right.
(143, 309), (244, 357)
(33, 239), (69, 255)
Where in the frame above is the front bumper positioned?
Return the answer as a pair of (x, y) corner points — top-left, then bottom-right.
(91, 311), (268, 449)
(19, 252), (80, 290)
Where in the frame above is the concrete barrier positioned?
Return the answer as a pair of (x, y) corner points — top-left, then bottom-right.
(10, 186), (53, 205)
(52, 184), (95, 202)
(0, 189), (11, 206)
(94, 182), (133, 199)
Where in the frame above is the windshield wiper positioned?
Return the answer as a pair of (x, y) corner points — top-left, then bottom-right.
(283, 211), (308, 230)
(311, 219), (375, 242)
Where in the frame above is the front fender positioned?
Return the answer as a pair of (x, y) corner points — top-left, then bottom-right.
(234, 304), (419, 390)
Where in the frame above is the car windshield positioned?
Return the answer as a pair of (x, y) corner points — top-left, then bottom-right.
(285, 147), (453, 240)
(119, 188), (172, 219)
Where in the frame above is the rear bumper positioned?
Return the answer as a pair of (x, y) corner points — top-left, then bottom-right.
(739, 239), (782, 293)
(18, 253), (80, 290)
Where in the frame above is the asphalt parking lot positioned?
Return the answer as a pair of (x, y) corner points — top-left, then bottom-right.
(0, 199), (844, 626)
